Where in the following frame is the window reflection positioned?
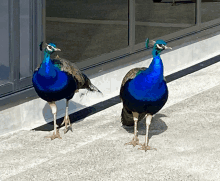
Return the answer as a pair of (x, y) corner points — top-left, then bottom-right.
(202, 0), (220, 23)
(135, 0), (195, 44)
(0, 0), (9, 86)
(46, 0), (128, 63)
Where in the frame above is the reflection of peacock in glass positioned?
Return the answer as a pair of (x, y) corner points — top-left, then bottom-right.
(120, 38), (172, 151)
(32, 42), (102, 140)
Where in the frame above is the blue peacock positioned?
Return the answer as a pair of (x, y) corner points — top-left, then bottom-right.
(120, 38), (172, 151)
(32, 42), (102, 140)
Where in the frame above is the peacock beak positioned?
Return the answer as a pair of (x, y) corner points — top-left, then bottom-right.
(164, 46), (172, 50)
(54, 48), (61, 51)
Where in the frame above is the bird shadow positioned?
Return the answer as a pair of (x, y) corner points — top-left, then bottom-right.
(122, 113), (168, 140)
(34, 100), (86, 132)
(33, 95), (121, 132)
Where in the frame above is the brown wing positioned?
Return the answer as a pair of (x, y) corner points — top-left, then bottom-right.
(53, 56), (86, 89)
(120, 67), (146, 98)
(121, 67), (146, 87)
(53, 56), (101, 93)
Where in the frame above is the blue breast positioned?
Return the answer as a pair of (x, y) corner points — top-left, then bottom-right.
(32, 59), (77, 102)
(121, 55), (168, 114)
(128, 75), (167, 101)
(33, 70), (68, 92)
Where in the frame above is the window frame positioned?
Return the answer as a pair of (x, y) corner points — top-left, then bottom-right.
(0, 0), (44, 98)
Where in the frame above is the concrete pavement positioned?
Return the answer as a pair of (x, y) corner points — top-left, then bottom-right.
(1, 60), (220, 180)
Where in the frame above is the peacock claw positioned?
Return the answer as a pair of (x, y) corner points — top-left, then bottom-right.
(138, 143), (157, 152)
(125, 136), (140, 147)
(64, 124), (72, 134)
(62, 116), (72, 134)
(45, 130), (62, 140)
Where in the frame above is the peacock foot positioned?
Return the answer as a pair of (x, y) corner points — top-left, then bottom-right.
(45, 129), (62, 140)
(138, 143), (157, 152)
(61, 116), (72, 134)
(125, 136), (140, 147)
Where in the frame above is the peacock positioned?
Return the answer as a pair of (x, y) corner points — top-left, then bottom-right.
(32, 42), (102, 140)
(120, 38), (172, 151)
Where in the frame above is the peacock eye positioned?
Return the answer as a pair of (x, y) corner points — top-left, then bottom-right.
(48, 45), (52, 49)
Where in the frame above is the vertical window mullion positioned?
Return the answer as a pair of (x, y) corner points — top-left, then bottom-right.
(29, 0), (33, 75)
(128, 0), (135, 53)
(195, 0), (201, 25)
(32, 0), (44, 71)
(9, 0), (20, 91)
(42, 0), (46, 44)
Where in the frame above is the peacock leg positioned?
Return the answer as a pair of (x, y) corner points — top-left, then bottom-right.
(45, 102), (62, 140)
(61, 99), (72, 134)
(125, 112), (141, 147)
(138, 114), (156, 152)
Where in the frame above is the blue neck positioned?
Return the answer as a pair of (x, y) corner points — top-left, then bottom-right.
(142, 54), (164, 82)
(38, 51), (56, 78)
(152, 49), (162, 58)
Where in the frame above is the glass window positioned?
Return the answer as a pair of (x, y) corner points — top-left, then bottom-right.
(46, 0), (128, 63)
(0, 0), (9, 86)
(202, 1), (220, 23)
(20, 0), (31, 78)
(135, 0), (195, 44)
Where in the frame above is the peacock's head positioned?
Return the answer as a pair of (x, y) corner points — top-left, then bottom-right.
(39, 42), (61, 54)
(145, 38), (172, 57)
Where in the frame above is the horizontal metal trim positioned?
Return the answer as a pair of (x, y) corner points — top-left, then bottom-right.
(0, 87), (37, 110)
(46, 17), (192, 28)
(16, 76), (33, 90)
(136, 21), (192, 28)
(0, 83), (13, 97)
(46, 17), (128, 25)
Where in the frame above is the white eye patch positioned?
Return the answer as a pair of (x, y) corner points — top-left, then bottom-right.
(47, 45), (53, 51)
(156, 44), (164, 49)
